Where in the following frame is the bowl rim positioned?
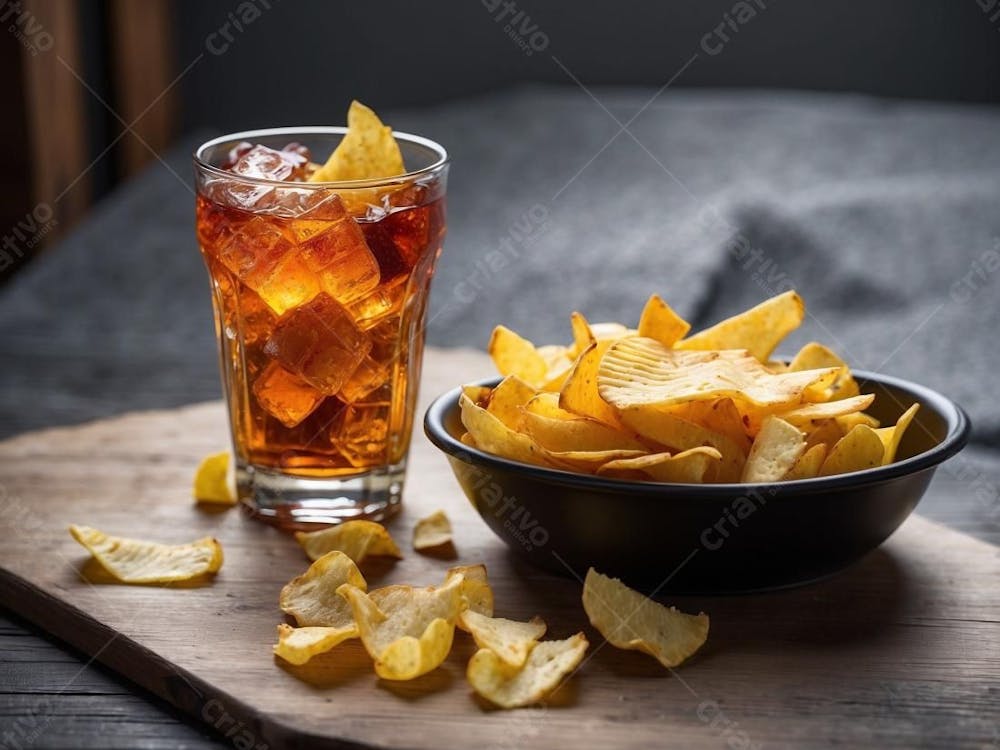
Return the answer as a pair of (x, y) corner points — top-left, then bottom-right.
(423, 369), (971, 495)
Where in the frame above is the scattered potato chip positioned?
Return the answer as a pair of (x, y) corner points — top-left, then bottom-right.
(460, 393), (551, 467)
(582, 568), (707, 668)
(789, 342), (860, 401)
(487, 375), (537, 429)
(273, 623), (358, 666)
(280, 551), (367, 627)
(489, 326), (549, 386)
(447, 564), (495, 624)
(676, 291), (804, 362)
(561, 342), (624, 427)
(782, 443), (828, 480)
(467, 633), (589, 708)
(597, 447), (722, 483)
(741, 416), (806, 483)
(295, 520), (402, 563)
(309, 100), (405, 182)
(600, 337), (838, 411)
(193, 451), (235, 505)
(413, 510), (453, 551)
(459, 610), (547, 667)
(819, 424), (885, 476)
(875, 403), (920, 465)
(337, 574), (464, 680)
(637, 294), (690, 347)
(68, 525), (223, 584)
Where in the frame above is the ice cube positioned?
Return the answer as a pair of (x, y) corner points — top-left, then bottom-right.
(299, 201), (380, 304)
(231, 144), (308, 181)
(264, 293), (371, 395)
(216, 217), (319, 314)
(221, 141), (254, 169)
(347, 276), (408, 329)
(338, 355), (390, 403)
(333, 401), (390, 468)
(253, 362), (326, 427)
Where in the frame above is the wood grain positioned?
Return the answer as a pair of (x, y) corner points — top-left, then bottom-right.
(0, 348), (997, 750)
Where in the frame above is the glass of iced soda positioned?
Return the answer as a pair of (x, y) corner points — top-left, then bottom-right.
(193, 118), (447, 528)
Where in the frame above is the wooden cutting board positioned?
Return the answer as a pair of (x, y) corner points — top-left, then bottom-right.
(0, 347), (997, 750)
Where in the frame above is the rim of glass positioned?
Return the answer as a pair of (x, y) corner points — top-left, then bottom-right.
(193, 125), (449, 189)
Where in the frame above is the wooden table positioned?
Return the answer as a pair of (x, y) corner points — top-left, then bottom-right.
(1, 348), (998, 749)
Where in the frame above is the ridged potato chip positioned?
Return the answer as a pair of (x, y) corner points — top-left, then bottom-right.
(875, 403), (919, 465)
(280, 551), (366, 627)
(192, 451), (235, 505)
(582, 568), (708, 668)
(459, 610), (547, 667)
(741, 416), (807, 483)
(413, 510), (453, 551)
(820, 424), (885, 476)
(309, 100), (404, 182)
(637, 294), (690, 347)
(597, 447), (722, 483)
(337, 574), (464, 680)
(675, 290), (804, 362)
(273, 623), (358, 666)
(467, 633), (589, 708)
(600, 337), (838, 411)
(295, 520), (402, 563)
(69, 525), (223, 584)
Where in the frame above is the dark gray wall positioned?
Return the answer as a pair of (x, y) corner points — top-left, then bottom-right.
(174, 0), (1000, 132)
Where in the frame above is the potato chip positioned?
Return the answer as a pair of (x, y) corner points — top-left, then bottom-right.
(459, 610), (547, 667)
(835, 412), (880, 431)
(664, 398), (752, 453)
(617, 407), (745, 482)
(295, 520), (402, 563)
(819, 424), (884, 477)
(192, 451), (235, 505)
(804, 418), (844, 450)
(460, 392), (551, 467)
(582, 568), (707, 668)
(596, 447), (722, 483)
(600, 337), (838, 411)
(777, 394), (875, 426)
(280, 551), (367, 627)
(337, 574), (464, 680)
(782, 443), (828, 480)
(460, 432), (478, 449)
(488, 326), (548, 386)
(570, 311), (596, 355)
(519, 409), (646, 453)
(273, 623), (358, 666)
(875, 403), (919, 465)
(789, 342), (860, 401)
(447, 564), (495, 623)
(486, 375), (537, 429)
(68, 525), (223, 584)
(542, 448), (647, 472)
(466, 633), (589, 709)
(413, 509), (453, 551)
(741, 416), (806, 483)
(676, 291), (804, 362)
(637, 294), (690, 347)
(561, 342), (624, 427)
(309, 101), (405, 182)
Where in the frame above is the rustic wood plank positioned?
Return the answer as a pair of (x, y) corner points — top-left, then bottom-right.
(0, 348), (997, 750)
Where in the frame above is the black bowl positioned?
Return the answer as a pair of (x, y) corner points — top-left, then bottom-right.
(424, 371), (970, 593)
